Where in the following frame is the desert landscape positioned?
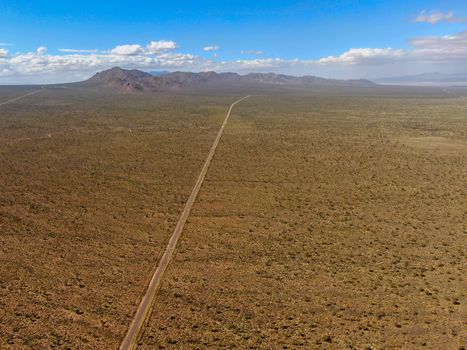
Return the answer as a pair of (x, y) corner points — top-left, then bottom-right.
(139, 92), (467, 349)
(2, 2), (467, 348)
(0, 72), (466, 349)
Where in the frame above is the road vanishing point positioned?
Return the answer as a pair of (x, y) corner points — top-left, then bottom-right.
(119, 95), (251, 350)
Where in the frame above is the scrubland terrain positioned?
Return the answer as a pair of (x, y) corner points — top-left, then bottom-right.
(0, 88), (234, 349)
(139, 93), (467, 349)
(0, 87), (39, 103)
(0, 87), (466, 349)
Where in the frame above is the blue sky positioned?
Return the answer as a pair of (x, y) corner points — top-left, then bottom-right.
(1, 0), (467, 83)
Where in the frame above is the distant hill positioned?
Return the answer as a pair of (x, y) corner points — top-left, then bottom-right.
(81, 67), (154, 92)
(78, 67), (376, 92)
(148, 70), (171, 77)
(375, 72), (467, 86)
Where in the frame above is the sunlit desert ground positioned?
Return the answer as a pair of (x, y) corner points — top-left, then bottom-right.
(1, 88), (466, 349)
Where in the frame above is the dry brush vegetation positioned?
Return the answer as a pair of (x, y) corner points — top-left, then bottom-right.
(0, 87), (466, 349)
(138, 93), (467, 349)
(0, 88), (236, 349)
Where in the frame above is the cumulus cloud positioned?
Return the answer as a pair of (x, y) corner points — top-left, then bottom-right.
(110, 44), (145, 56)
(0, 39), (187, 81)
(411, 30), (467, 61)
(109, 41), (178, 56)
(415, 10), (467, 24)
(215, 58), (286, 71)
(240, 50), (263, 55)
(316, 48), (406, 65)
(59, 48), (99, 53)
(36, 46), (47, 55)
(146, 40), (178, 54)
(1, 51), (204, 81)
(203, 45), (220, 52)
(3, 31), (467, 83)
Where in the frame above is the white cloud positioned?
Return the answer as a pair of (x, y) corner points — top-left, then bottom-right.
(411, 30), (467, 61)
(3, 31), (467, 83)
(203, 45), (220, 52)
(109, 41), (178, 56)
(240, 50), (263, 55)
(316, 48), (406, 65)
(415, 10), (467, 24)
(59, 48), (99, 53)
(212, 58), (291, 72)
(1, 50), (204, 80)
(146, 40), (178, 54)
(110, 44), (145, 56)
(36, 46), (47, 55)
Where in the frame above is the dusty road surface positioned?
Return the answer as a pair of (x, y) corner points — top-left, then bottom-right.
(119, 95), (250, 350)
(0, 89), (42, 106)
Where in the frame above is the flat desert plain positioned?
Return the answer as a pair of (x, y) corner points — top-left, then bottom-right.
(0, 87), (466, 349)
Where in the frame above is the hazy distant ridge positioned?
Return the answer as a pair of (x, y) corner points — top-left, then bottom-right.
(79, 67), (376, 92)
(375, 72), (467, 86)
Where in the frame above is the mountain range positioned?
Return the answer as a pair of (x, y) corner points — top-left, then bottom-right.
(77, 67), (376, 92)
(375, 72), (467, 86)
